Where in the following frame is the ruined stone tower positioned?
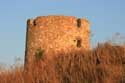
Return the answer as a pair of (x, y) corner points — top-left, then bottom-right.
(25, 15), (90, 68)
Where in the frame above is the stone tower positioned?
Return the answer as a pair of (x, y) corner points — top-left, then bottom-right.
(25, 15), (90, 68)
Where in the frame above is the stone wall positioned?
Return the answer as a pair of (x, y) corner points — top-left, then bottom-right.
(25, 15), (90, 68)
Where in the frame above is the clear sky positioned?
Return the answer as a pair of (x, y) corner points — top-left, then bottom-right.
(0, 0), (125, 65)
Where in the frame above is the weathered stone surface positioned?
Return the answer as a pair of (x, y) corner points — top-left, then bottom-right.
(25, 15), (90, 68)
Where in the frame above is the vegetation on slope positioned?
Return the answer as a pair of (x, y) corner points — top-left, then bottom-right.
(0, 43), (125, 83)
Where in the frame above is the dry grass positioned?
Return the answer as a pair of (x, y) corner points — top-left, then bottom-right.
(0, 43), (125, 83)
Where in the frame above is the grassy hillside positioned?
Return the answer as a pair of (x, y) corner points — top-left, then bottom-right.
(0, 43), (125, 83)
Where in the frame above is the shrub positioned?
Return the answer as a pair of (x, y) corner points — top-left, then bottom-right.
(0, 43), (125, 83)
(35, 48), (44, 60)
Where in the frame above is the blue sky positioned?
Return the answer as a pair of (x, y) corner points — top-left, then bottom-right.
(0, 0), (125, 65)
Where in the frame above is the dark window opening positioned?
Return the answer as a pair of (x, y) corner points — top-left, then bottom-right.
(76, 39), (82, 47)
(33, 20), (37, 26)
(77, 18), (81, 27)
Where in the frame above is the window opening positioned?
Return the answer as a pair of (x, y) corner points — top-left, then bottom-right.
(76, 39), (82, 47)
(77, 18), (81, 27)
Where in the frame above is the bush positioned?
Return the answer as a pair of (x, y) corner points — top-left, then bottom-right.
(35, 48), (44, 60)
(0, 43), (125, 83)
